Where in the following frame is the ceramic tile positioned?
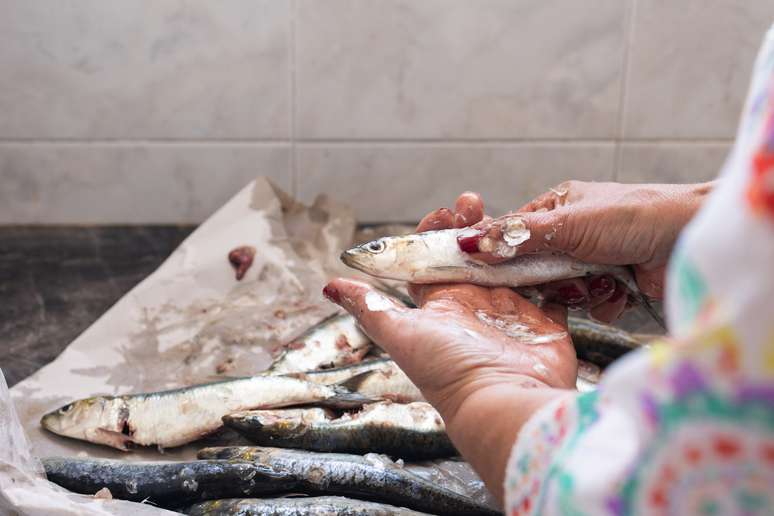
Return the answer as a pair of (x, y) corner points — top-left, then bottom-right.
(0, 145), (290, 223)
(296, 144), (615, 222)
(624, 0), (774, 138)
(296, 0), (627, 139)
(618, 143), (731, 183)
(0, 1), (290, 139)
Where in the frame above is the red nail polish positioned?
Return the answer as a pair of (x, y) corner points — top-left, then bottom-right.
(557, 285), (586, 305)
(607, 284), (626, 303)
(588, 275), (614, 297)
(457, 231), (482, 253)
(322, 285), (340, 303)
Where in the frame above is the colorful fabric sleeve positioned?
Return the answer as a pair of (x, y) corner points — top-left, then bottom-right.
(504, 25), (774, 516)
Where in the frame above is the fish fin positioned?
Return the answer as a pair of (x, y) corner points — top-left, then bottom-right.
(323, 385), (381, 408)
(336, 370), (379, 391)
(87, 428), (133, 451)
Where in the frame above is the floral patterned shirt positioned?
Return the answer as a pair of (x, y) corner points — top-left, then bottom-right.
(504, 26), (774, 516)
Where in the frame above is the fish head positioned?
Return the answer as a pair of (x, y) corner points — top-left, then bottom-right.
(341, 234), (436, 281)
(41, 396), (134, 450)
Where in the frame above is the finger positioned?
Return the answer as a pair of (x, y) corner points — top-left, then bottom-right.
(540, 279), (589, 307)
(458, 210), (570, 262)
(516, 190), (561, 213)
(634, 265), (665, 299)
(323, 279), (407, 343)
(416, 207), (454, 233)
(588, 282), (628, 323)
(585, 274), (616, 307)
(453, 191), (485, 228)
(541, 302), (568, 328)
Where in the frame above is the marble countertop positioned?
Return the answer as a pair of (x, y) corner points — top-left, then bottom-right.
(0, 226), (194, 387)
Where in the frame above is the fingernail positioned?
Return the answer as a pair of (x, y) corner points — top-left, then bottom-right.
(557, 285), (586, 305)
(322, 285), (341, 303)
(607, 284), (626, 303)
(457, 229), (483, 253)
(588, 275), (615, 297)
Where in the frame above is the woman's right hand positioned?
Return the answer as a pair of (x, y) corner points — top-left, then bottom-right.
(441, 181), (713, 322)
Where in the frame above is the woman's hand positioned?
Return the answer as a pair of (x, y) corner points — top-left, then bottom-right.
(323, 277), (576, 506)
(324, 200), (578, 506)
(453, 182), (713, 322)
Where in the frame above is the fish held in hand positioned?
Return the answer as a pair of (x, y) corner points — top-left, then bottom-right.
(196, 447), (500, 516)
(341, 227), (633, 288)
(342, 226), (664, 327)
(40, 376), (372, 451)
(185, 497), (433, 515)
(223, 402), (454, 459)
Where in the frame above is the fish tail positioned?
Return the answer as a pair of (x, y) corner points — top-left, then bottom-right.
(323, 385), (380, 408)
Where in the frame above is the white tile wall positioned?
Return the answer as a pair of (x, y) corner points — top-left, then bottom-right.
(1, 0), (771, 223)
(297, 144), (615, 222)
(0, 1), (290, 139)
(619, 143), (731, 184)
(624, 0), (774, 139)
(0, 144), (290, 223)
(295, 0), (627, 139)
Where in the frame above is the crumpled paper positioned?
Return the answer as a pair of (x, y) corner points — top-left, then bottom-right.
(2, 177), (493, 514)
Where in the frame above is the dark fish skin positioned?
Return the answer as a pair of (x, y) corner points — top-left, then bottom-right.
(196, 447), (501, 516)
(223, 403), (454, 459)
(185, 497), (432, 515)
(568, 317), (648, 367)
(42, 457), (296, 508)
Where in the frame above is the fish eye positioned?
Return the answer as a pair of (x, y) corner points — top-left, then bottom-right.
(59, 404), (74, 414)
(364, 240), (386, 254)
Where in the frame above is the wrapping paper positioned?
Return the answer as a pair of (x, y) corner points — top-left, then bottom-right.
(3, 178), (355, 513)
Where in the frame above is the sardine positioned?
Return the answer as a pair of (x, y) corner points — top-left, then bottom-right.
(342, 227), (664, 327)
(41, 377), (371, 450)
(185, 496), (433, 515)
(568, 316), (648, 367)
(223, 402), (454, 459)
(268, 313), (372, 374)
(291, 358), (425, 403)
(42, 457), (295, 508)
(288, 357), (398, 385)
(196, 447), (501, 516)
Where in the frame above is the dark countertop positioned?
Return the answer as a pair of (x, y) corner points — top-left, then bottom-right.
(1, 226), (663, 388)
(0, 226), (194, 387)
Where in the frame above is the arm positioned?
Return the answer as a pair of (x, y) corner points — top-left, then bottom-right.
(443, 382), (573, 504)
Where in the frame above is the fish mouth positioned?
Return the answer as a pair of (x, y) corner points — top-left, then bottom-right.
(40, 412), (60, 433)
(339, 249), (361, 268)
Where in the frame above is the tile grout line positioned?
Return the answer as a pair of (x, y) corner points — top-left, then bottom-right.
(0, 138), (734, 146)
(613, 0), (637, 182)
(289, 0), (298, 197)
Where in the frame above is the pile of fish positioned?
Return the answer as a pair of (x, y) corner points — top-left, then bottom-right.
(40, 310), (646, 514)
(40, 226), (653, 514)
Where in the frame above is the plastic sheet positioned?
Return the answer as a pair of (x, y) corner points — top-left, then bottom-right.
(0, 369), (178, 515)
